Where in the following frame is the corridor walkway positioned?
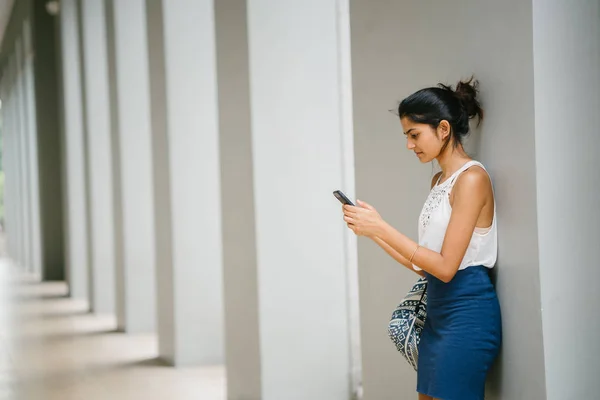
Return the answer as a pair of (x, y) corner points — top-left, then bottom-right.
(0, 259), (226, 400)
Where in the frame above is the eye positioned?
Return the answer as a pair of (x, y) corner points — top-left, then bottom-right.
(410, 133), (419, 139)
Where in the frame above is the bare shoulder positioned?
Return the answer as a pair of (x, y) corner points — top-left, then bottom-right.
(431, 171), (443, 189)
(453, 166), (492, 199)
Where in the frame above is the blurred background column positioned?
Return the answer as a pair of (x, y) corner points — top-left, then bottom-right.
(110, 0), (156, 333)
(21, 19), (43, 278)
(15, 37), (33, 274)
(214, 1), (261, 398)
(59, 0), (90, 300)
(246, 1), (357, 399)
(1, 58), (18, 262)
(79, 0), (116, 314)
(32, 0), (66, 282)
(3, 56), (21, 266)
(104, 0), (126, 330)
(146, 0), (225, 366)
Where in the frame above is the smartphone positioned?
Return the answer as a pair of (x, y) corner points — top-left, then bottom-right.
(333, 190), (355, 206)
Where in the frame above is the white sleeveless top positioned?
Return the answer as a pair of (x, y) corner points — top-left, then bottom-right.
(412, 160), (497, 271)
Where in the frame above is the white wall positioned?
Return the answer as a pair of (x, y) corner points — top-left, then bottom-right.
(533, 1), (600, 398)
(350, 1), (546, 399)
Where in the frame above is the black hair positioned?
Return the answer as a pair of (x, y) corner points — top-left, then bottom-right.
(397, 77), (484, 151)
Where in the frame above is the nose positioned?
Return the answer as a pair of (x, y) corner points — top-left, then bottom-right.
(406, 137), (415, 150)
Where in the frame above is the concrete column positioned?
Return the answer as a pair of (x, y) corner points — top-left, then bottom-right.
(533, 1), (600, 398)
(32, 0), (66, 281)
(5, 77), (17, 260)
(80, 0), (116, 314)
(103, 0), (126, 329)
(146, 0), (224, 365)
(2, 96), (12, 256)
(59, 0), (90, 299)
(10, 54), (24, 268)
(15, 45), (33, 272)
(1, 70), (10, 254)
(22, 19), (43, 277)
(15, 38), (33, 273)
(10, 62), (21, 266)
(246, 1), (353, 398)
(0, 79), (6, 244)
(111, 0), (156, 333)
(1, 74), (15, 258)
(214, 1), (261, 398)
(10, 79), (21, 265)
(75, 0), (95, 308)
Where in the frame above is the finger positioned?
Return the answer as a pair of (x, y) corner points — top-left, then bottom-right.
(343, 206), (359, 216)
(343, 204), (359, 213)
(343, 210), (357, 218)
(343, 216), (356, 224)
(357, 199), (374, 210)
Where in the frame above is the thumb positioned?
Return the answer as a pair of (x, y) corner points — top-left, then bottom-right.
(357, 199), (374, 210)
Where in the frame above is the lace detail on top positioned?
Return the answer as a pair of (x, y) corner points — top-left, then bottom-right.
(419, 183), (448, 231)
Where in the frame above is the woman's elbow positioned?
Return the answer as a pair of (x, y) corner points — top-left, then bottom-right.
(439, 266), (459, 283)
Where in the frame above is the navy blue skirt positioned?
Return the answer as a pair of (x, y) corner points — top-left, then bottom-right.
(417, 266), (502, 400)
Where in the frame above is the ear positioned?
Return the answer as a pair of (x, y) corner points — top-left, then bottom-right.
(437, 120), (451, 141)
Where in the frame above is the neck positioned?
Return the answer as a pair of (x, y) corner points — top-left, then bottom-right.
(437, 143), (471, 178)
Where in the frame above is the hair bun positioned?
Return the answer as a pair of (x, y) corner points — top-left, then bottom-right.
(453, 77), (483, 121)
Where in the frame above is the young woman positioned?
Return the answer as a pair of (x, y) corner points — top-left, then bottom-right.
(342, 78), (502, 400)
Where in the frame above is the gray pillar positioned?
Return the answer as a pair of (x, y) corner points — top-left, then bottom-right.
(349, 1), (545, 399)
(32, 0), (66, 281)
(1, 72), (15, 258)
(533, 1), (600, 398)
(104, 0), (126, 329)
(75, 0), (94, 306)
(10, 54), (23, 268)
(22, 19), (43, 277)
(15, 38), (33, 273)
(246, 1), (353, 398)
(4, 74), (17, 260)
(111, 0), (156, 333)
(80, 0), (117, 314)
(60, 0), (91, 300)
(147, 0), (224, 365)
(1, 69), (10, 255)
(214, 1), (261, 398)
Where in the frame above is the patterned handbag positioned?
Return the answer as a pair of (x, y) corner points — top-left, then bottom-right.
(387, 276), (428, 371)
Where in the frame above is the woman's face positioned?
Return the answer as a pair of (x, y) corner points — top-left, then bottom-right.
(400, 117), (450, 163)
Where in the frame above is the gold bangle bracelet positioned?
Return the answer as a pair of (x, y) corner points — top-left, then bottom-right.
(409, 245), (420, 263)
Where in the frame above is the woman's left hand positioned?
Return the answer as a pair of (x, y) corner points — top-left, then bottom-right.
(343, 200), (385, 237)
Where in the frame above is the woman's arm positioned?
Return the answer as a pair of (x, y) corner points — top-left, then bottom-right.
(365, 171), (439, 277)
(371, 236), (425, 276)
(377, 168), (490, 282)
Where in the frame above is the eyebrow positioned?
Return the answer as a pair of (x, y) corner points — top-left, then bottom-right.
(404, 128), (416, 135)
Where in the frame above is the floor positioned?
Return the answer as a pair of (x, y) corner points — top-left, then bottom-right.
(0, 258), (226, 400)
